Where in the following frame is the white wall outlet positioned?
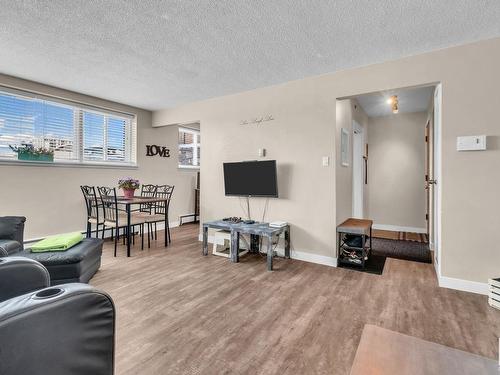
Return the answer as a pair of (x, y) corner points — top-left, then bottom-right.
(322, 156), (329, 166)
(258, 148), (266, 157)
(456, 135), (487, 151)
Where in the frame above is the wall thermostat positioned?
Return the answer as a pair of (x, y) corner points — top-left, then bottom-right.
(456, 135), (487, 151)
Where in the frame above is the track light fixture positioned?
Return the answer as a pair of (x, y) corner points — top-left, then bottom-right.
(387, 95), (399, 114)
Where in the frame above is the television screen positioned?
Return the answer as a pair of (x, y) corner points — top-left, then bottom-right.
(223, 160), (278, 197)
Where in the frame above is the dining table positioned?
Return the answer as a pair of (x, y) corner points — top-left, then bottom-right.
(115, 196), (170, 257)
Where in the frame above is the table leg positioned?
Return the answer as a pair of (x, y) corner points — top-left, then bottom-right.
(250, 234), (259, 253)
(369, 226), (372, 253)
(231, 231), (240, 263)
(126, 204), (131, 257)
(202, 226), (208, 255)
(338, 232), (341, 259)
(266, 234), (273, 271)
(362, 234), (366, 268)
(164, 199), (168, 247)
(284, 227), (290, 259)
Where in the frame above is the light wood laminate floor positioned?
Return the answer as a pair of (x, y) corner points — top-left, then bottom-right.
(91, 224), (500, 375)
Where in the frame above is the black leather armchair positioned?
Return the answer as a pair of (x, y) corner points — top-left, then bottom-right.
(0, 216), (25, 257)
(0, 257), (115, 375)
(0, 257), (50, 303)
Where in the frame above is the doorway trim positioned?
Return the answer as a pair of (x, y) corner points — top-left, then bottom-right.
(433, 84), (442, 279)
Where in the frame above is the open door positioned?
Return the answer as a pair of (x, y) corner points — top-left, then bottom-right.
(432, 84), (442, 267)
(425, 120), (434, 242)
(425, 84), (442, 268)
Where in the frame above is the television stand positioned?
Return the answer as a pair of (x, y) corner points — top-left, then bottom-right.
(202, 220), (290, 271)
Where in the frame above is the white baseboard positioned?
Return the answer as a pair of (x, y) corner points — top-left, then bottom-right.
(438, 275), (489, 295)
(199, 234), (337, 268)
(372, 224), (427, 234)
(287, 250), (337, 267)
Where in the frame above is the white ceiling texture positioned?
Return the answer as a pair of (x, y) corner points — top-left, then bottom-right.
(0, 1), (499, 110)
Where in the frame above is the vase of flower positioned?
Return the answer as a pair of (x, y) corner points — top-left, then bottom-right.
(118, 177), (140, 199)
(123, 188), (135, 198)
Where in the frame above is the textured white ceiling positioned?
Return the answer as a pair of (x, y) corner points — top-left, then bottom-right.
(0, 1), (499, 110)
(355, 86), (435, 117)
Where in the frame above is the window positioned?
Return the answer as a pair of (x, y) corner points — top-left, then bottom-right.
(0, 87), (136, 166)
(178, 126), (200, 168)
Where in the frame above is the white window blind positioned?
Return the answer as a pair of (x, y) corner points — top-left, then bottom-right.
(178, 126), (200, 168)
(0, 86), (137, 166)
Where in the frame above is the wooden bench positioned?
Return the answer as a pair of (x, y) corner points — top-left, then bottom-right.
(337, 218), (373, 268)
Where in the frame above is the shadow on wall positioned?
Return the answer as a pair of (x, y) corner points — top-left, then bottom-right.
(486, 135), (500, 151)
(277, 163), (292, 200)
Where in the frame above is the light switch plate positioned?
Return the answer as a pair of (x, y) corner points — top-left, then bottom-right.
(322, 156), (329, 166)
(456, 135), (487, 151)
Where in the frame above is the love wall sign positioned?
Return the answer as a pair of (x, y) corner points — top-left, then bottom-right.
(146, 145), (170, 158)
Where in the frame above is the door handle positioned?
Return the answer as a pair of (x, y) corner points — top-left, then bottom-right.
(425, 179), (437, 189)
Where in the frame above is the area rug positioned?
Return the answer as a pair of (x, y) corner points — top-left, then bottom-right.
(373, 230), (428, 243)
(371, 237), (432, 263)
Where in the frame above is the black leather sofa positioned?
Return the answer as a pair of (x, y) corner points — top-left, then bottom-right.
(0, 256), (115, 375)
(0, 216), (103, 285)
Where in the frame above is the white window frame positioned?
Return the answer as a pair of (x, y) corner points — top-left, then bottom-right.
(0, 85), (137, 168)
(178, 126), (200, 169)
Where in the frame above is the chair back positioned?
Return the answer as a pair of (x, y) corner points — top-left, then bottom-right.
(80, 186), (100, 220)
(96, 186), (119, 223)
(154, 185), (174, 215)
(139, 184), (157, 213)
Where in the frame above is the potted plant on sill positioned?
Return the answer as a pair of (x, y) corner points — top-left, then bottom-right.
(118, 177), (140, 199)
(9, 144), (54, 162)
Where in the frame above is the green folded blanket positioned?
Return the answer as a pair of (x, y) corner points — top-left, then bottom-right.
(31, 232), (83, 252)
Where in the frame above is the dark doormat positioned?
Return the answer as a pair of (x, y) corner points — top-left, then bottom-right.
(371, 238), (432, 264)
(339, 254), (386, 275)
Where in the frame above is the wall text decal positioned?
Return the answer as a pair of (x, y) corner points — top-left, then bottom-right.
(146, 145), (170, 158)
(240, 115), (274, 126)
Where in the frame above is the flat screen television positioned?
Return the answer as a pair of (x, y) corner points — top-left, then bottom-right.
(223, 160), (278, 197)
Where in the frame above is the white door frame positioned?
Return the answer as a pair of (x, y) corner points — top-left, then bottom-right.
(433, 84), (442, 277)
(352, 120), (364, 218)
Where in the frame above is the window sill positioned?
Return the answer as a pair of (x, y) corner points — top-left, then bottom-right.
(178, 165), (200, 170)
(0, 159), (138, 170)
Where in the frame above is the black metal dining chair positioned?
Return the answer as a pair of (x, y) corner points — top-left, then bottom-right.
(80, 185), (103, 238)
(146, 185), (174, 245)
(131, 184), (157, 248)
(130, 184), (157, 212)
(96, 186), (146, 256)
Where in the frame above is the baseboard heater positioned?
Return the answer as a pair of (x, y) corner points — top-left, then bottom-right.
(179, 213), (199, 225)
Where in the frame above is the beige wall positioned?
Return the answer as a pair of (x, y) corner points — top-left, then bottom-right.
(153, 37), (500, 285)
(0, 74), (198, 240)
(366, 112), (427, 229)
(157, 83), (338, 257)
